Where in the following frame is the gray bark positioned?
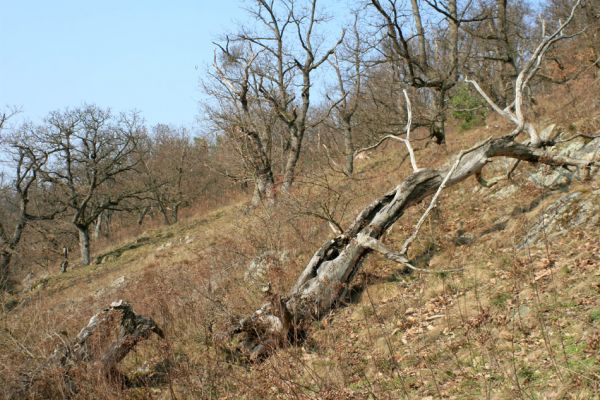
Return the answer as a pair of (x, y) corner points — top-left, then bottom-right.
(137, 206), (150, 225)
(497, 0), (518, 106)
(282, 134), (302, 193)
(252, 167), (276, 207)
(344, 123), (355, 175)
(77, 225), (91, 266)
(410, 0), (428, 68)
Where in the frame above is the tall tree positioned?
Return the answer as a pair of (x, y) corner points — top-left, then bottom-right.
(33, 105), (144, 265)
(369, 0), (486, 144)
(238, 0), (343, 192)
(327, 13), (368, 176)
(207, 42), (278, 206)
(139, 124), (210, 224)
(0, 123), (62, 289)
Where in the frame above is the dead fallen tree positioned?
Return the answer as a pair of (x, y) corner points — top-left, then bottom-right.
(17, 300), (164, 398)
(232, 136), (597, 360)
(231, 0), (596, 361)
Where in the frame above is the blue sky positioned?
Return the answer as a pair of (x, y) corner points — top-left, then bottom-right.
(0, 1), (248, 129)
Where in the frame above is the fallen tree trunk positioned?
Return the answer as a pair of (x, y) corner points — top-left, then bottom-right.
(232, 136), (597, 360)
(18, 301), (164, 398)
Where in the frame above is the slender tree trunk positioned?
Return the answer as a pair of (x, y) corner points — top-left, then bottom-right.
(0, 251), (12, 290)
(448, 0), (459, 82)
(94, 213), (102, 239)
(282, 134), (302, 192)
(497, 0), (517, 107)
(137, 206), (150, 226)
(171, 204), (180, 224)
(431, 88), (447, 144)
(410, 0), (428, 68)
(343, 123), (355, 175)
(158, 203), (171, 225)
(77, 225), (91, 266)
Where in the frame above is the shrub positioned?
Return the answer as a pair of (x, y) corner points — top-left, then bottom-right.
(450, 83), (488, 130)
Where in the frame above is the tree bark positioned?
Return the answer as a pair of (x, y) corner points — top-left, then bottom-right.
(252, 167), (276, 207)
(94, 216), (102, 240)
(282, 134), (302, 192)
(0, 251), (11, 290)
(171, 204), (180, 224)
(410, 0), (428, 68)
(497, 0), (517, 107)
(231, 136), (596, 360)
(77, 225), (91, 266)
(137, 206), (150, 226)
(431, 88), (447, 144)
(344, 123), (355, 175)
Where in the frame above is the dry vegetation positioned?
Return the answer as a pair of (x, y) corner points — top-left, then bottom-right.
(2, 71), (599, 399)
(1, 0), (600, 398)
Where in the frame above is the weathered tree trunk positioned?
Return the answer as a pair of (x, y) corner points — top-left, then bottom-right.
(282, 134), (302, 192)
(77, 225), (91, 266)
(252, 167), (276, 207)
(18, 301), (164, 398)
(232, 136), (596, 360)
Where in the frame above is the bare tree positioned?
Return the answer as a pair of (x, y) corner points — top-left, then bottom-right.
(461, 0), (533, 107)
(208, 41), (278, 206)
(327, 13), (368, 175)
(0, 126), (62, 289)
(369, 0), (487, 144)
(32, 105), (145, 265)
(239, 0), (344, 192)
(139, 124), (209, 224)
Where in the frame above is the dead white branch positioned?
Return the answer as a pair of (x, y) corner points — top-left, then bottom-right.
(466, 0), (583, 146)
(354, 89), (420, 173)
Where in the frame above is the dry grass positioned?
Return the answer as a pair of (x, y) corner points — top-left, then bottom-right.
(1, 76), (600, 399)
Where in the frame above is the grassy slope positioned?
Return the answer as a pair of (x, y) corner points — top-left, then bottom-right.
(2, 78), (599, 399)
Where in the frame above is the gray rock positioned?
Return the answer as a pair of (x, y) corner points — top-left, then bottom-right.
(491, 184), (519, 200)
(581, 136), (600, 151)
(519, 190), (600, 248)
(22, 272), (35, 292)
(111, 275), (126, 288)
(528, 135), (600, 189)
(157, 241), (173, 251)
(244, 250), (288, 289)
(529, 167), (572, 190)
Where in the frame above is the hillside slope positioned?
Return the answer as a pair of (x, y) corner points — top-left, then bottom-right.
(2, 88), (600, 399)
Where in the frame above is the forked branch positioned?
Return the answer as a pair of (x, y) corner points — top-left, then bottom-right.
(354, 89), (420, 172)
(466, 0), (583, 146)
